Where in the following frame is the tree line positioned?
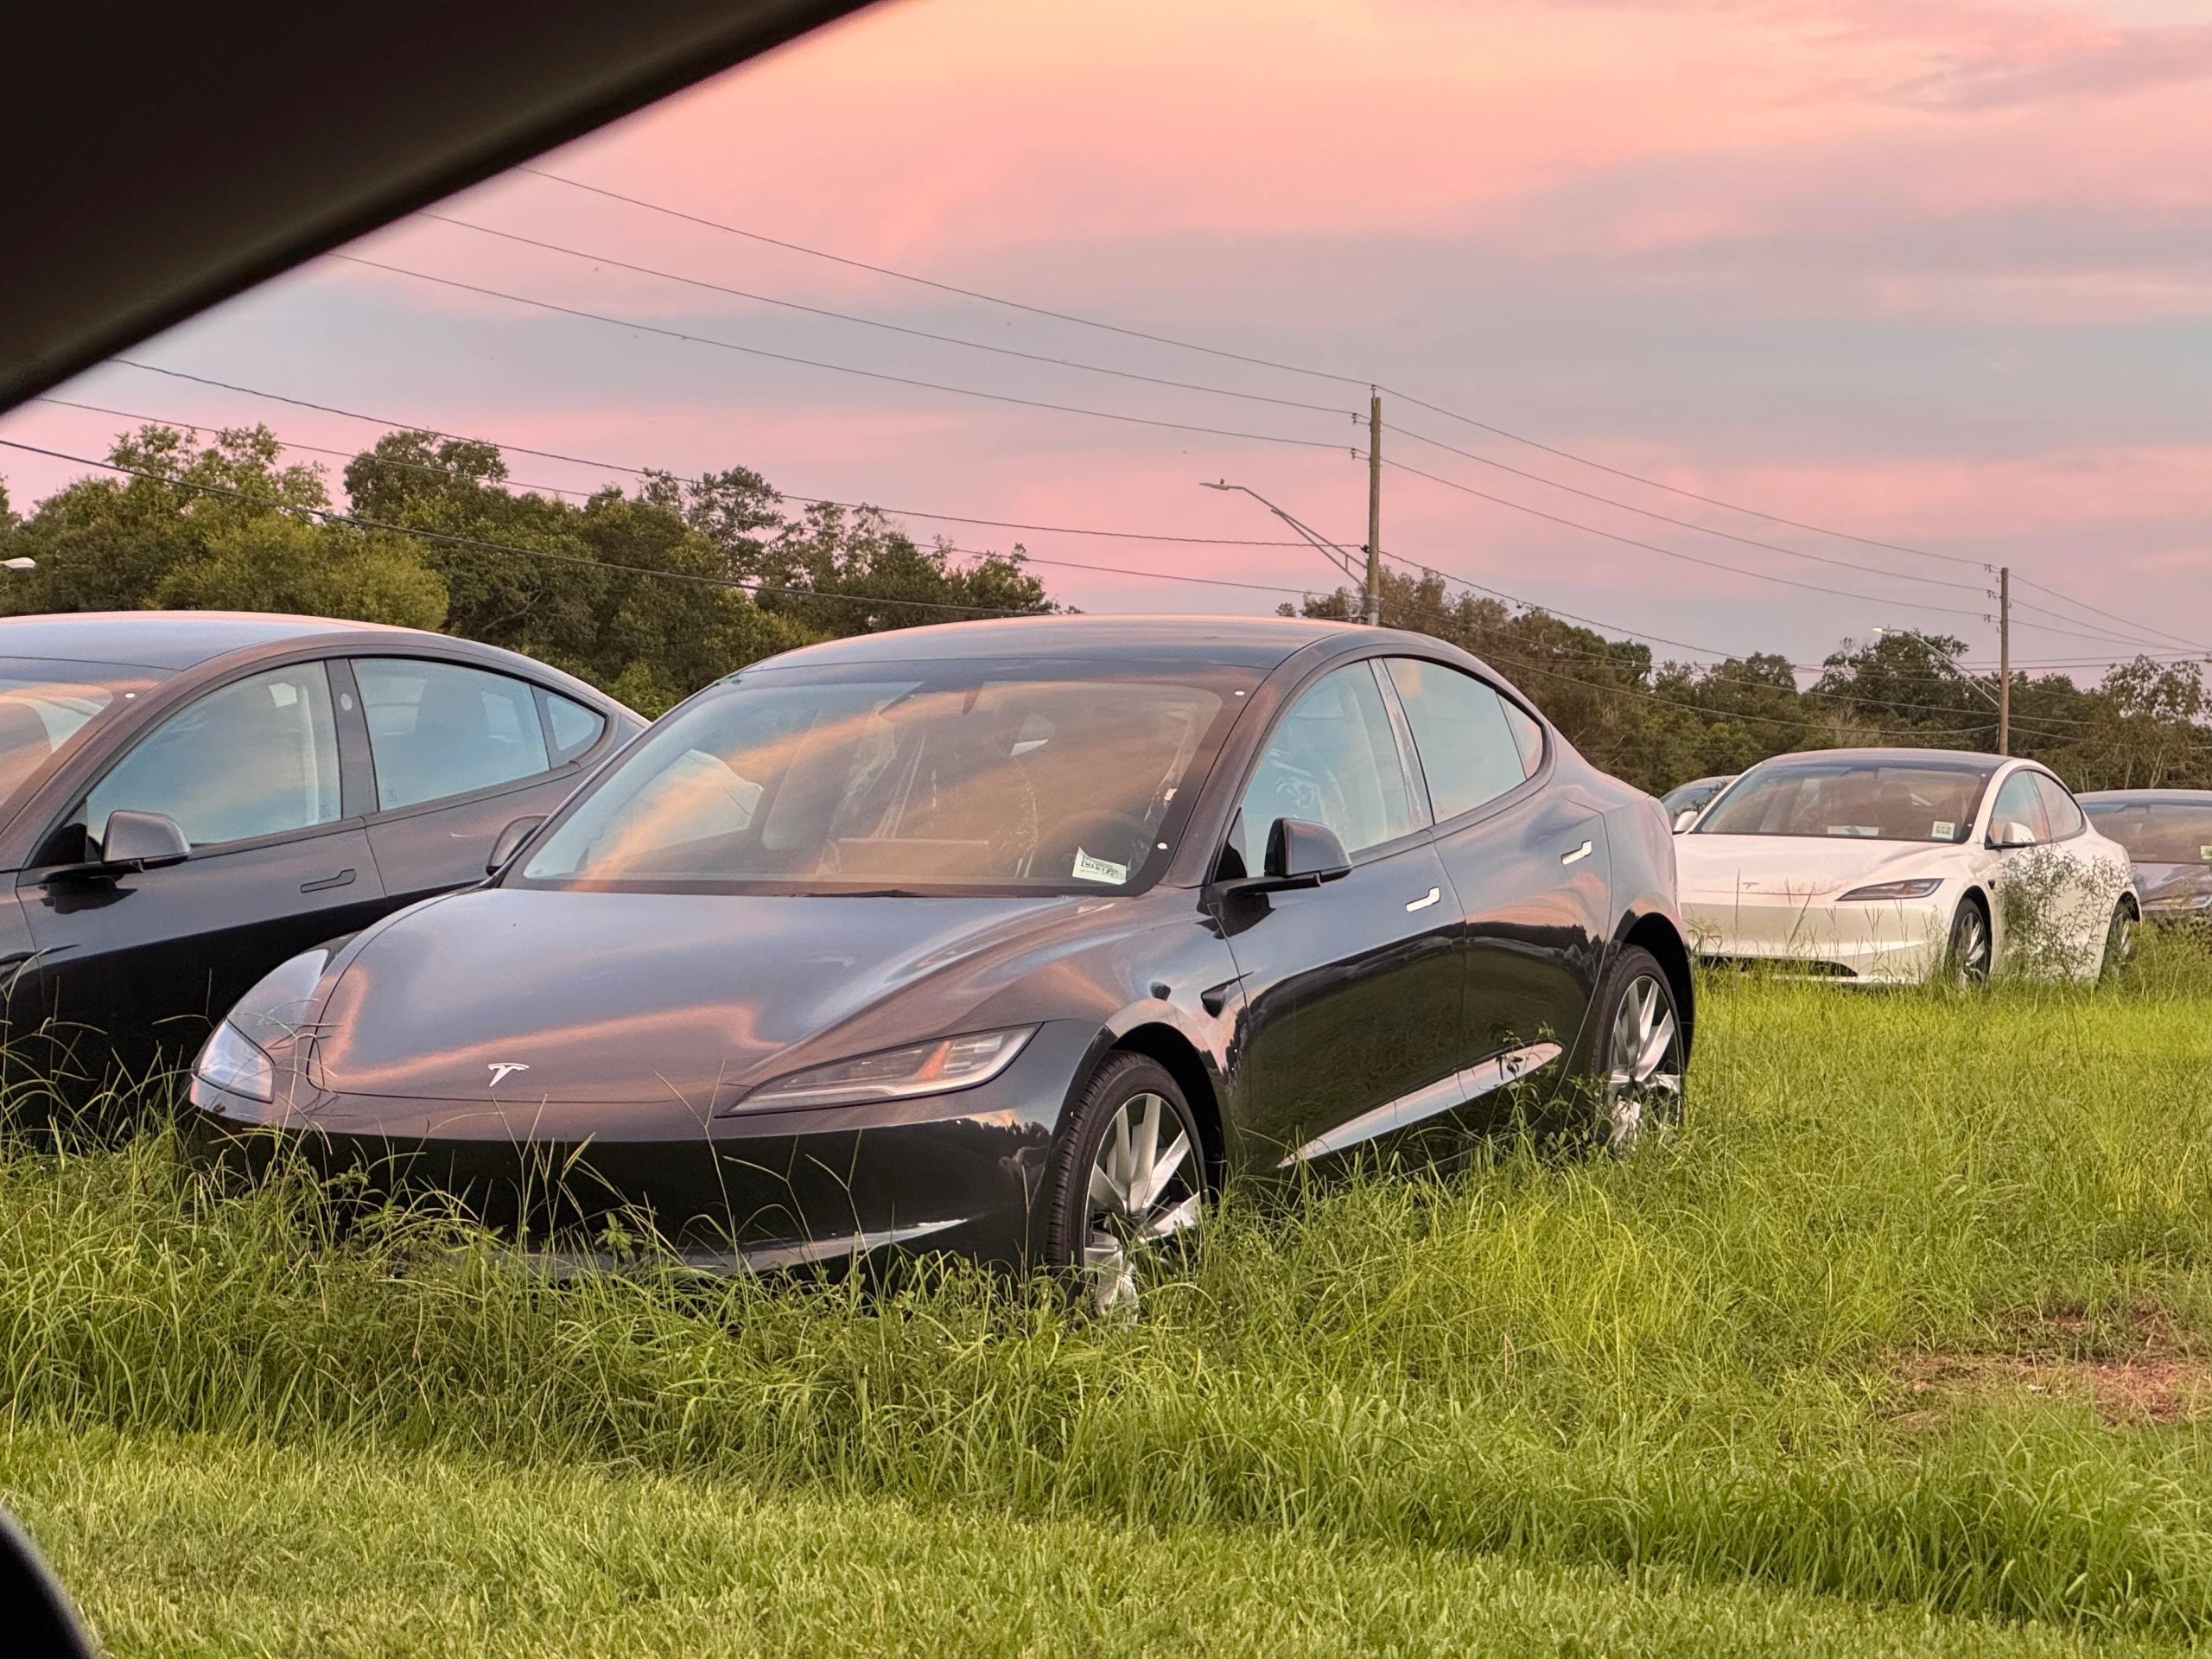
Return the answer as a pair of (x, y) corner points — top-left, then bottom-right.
(1, 422), (2204, 795)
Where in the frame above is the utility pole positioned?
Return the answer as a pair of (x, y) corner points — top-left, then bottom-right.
(1998, 565), (2011, 756)
(1364, 389), (1382, 626)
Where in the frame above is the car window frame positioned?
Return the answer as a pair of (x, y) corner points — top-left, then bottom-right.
(62, 658), (357, 863)
(1986, 766), (2054, 847)
(2029, 769), (2088, 842)
(1215, 654), (1438, 877)
(1376, 653), (1548, 832)
(343, 652), (602, 824)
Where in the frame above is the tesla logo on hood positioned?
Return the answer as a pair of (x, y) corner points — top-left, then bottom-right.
(486, 1063), (531, 1088)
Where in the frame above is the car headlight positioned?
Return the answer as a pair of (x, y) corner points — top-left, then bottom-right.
(722, 1026), (1036, 1115)
(194, 1020), (275, 1103)
(192, 948), (333, 1103)
(1837, 878), (1943, 901)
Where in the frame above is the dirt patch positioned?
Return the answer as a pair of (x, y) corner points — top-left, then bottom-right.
(1893, 1305), (2212, 1427)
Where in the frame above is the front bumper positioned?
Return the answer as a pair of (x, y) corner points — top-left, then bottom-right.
(186, 1020), (1101, 1271)
(1680, 893), (1953, 984)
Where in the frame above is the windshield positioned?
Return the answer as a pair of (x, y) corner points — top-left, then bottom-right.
(518, 661), (1247, 893)
(1694, 760), (1991, 843)
(0, 657), (165, 816)
(2083, 800), (2212, 865)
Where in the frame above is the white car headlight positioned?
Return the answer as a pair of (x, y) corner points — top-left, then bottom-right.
(1837, 878), (1944, 901)
(723, 1027), (1036, 1116)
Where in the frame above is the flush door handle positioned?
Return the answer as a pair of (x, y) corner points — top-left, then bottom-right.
(1405, 887), (1440, 912)
(1560, 840), (1592, 867)
(300, 868), (357, 893)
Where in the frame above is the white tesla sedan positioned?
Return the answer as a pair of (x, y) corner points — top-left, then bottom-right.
(1675, 748), (2136, 984)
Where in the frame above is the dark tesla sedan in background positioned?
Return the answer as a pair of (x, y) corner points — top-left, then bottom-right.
(0, 612), (639, 1097)
(2080, 790), (2212, 922)
(192, 616), (1691, 1306)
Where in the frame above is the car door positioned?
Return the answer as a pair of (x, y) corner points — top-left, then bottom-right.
(1211, 659), (1462, 1166)
(1382, 658), (1605, 1108)
(351, 657), (612, 906)
(1986, 767), (2074, 971)
(2030, 771), (2121, 969)
(16, 660), (391, 1081)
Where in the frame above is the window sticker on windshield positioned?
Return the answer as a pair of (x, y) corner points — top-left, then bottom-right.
(2200, 845), (2212, 861)
(1933, 820), (1955, 839)
(1071, 847), (1128, 885)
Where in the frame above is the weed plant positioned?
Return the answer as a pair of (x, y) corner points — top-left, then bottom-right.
(5, 931), (2212, 1643)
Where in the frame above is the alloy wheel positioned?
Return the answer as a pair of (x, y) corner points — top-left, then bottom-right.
(2103, 902), (2137, 980)
(1949, 904), (1992, 985)
(1604, 974), (1682, 1153)
(1083, 1090), (1201, 1313)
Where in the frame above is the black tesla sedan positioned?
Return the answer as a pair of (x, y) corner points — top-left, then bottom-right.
(190, 616), (1690, 1306)
(0, 611), (639, 1098)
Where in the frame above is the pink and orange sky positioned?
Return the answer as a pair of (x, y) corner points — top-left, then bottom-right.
(7, 0), (2211, 676)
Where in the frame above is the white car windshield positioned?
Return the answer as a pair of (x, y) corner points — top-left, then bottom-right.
(1695, 760), (1991, 843)
(518, 661), (1245, 893)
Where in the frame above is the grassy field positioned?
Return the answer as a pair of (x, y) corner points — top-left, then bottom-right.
(7, 943), (2212, 1655)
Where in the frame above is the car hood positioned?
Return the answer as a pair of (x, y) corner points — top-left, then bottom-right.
(308, 887), (1114, 1105)
(1674, 834), (1961, 901)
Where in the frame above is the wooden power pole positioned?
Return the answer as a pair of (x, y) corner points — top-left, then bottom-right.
(1364, 390), (1382, 626)
(1998, 565), (2011, 756)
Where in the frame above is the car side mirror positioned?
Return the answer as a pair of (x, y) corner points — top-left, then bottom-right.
(1266, 817), (1351, 884)
(486, 815), (546, 877)
(46, 809), (192, 884)
(1987, 821), (2037, 850)
(1672, 809), (1700, 833)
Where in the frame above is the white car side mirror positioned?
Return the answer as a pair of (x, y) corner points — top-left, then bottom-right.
(1988, 820), (2038, 850)
(1671, 809), (1700, 833)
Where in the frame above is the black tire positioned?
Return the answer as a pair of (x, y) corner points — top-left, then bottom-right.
(1945, 895), (1993, 986)
(1585, 945), (1686, 1154)
(2101, 897), (2138, 982)
(1043, 1052), (1205, 1313)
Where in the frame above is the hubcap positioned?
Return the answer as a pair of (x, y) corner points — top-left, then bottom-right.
(1604, 975), (1682, 1152)
(2108, 907), (2136, 975)
(1083, 1090), (1201, 1313)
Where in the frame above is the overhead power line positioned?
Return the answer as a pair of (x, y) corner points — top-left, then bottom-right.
(418, 214), (1357, 418)
(516, 167), (1373, 392)
(507, 168), (2202, 659)
(1388, 421), (1992, 595)
(86, 369), (1319, 548)
(335, 254), (1356, 453)
(1382, 457), (1994, 620)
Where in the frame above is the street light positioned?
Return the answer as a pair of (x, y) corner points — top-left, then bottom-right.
(1199, 480), (1373, 619)
(1871, 626), (1999, 709)
(1, 558), (33, 572)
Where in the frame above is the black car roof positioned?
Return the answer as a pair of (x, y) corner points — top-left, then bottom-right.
(747, 613), (1396, 671)
(0, 610), (410, 671)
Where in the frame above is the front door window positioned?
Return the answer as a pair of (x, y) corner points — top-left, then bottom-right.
(84, 663), (340, 849)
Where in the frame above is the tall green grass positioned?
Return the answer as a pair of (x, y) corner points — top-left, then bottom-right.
(6, 935), (2212, 1638)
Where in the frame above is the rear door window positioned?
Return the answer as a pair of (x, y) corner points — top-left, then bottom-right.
(1383, 658), (1530, 821)
(354, 658), (551, 810)
(2032, 772), (2086, 839)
